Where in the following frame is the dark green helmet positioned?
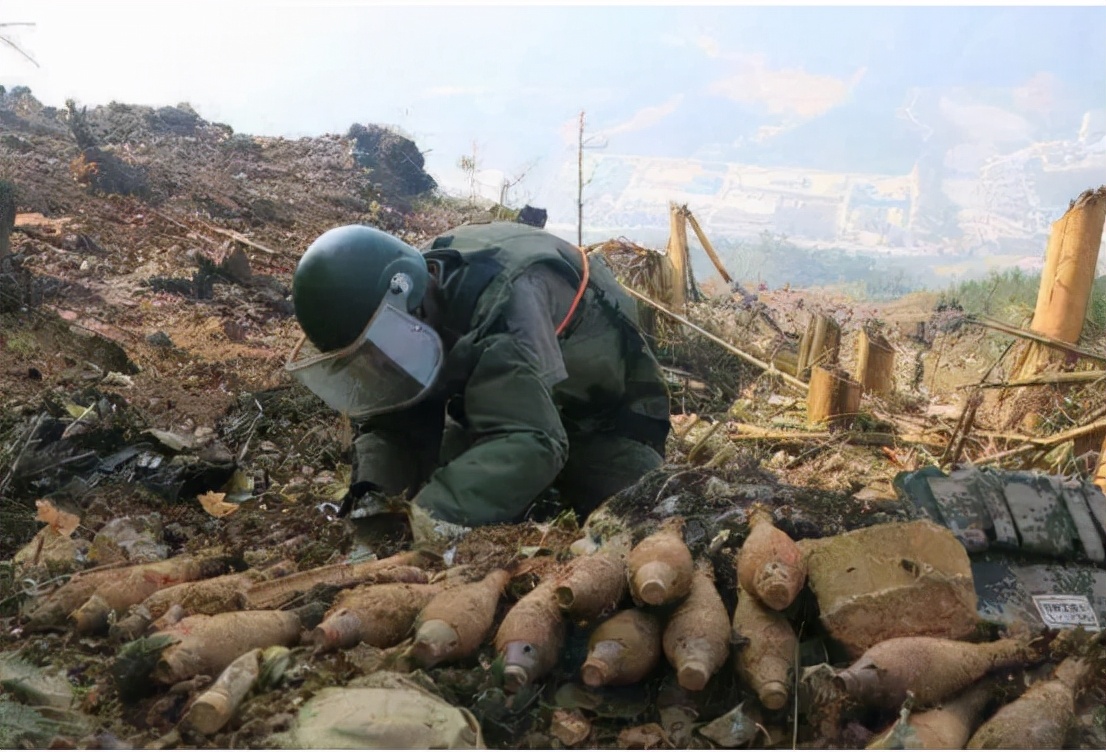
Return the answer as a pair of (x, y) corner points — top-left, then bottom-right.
(292, 225), (428, 352)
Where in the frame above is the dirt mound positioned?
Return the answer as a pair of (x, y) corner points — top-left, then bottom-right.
(348, 123), (438, 200)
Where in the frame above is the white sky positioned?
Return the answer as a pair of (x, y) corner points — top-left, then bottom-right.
(2, 1), (1104, 204)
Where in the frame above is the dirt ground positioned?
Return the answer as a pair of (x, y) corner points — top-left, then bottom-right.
(2, 90), (1105, 749)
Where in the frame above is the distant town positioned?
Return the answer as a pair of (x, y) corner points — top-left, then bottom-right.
(544, 111), (1106, 270)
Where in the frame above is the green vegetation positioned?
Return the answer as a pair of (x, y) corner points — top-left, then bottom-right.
(709, 231), (923, 300)
(937, 267), (1039, 323)
(938, 268), (1106, 336)
(4, 328), (39, 357)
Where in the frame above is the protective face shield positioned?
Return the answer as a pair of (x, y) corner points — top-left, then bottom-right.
(285, 272), (444, 419)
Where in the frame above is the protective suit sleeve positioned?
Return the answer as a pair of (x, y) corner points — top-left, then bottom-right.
(412, 333), (570, 526)
(350, 397), (445, 497)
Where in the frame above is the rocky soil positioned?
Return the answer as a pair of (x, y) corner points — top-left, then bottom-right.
(1, 88), (1104, 749)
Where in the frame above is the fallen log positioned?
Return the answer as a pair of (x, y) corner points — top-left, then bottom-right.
(980, 416), (1106, 449)
(973, 417), (1106, 466)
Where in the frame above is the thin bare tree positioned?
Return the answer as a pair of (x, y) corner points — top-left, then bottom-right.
(576, 110), (607, 246)
(497, 159), (537, 215)
(457, 141), (480, 204)
(0, 23), (39, 68)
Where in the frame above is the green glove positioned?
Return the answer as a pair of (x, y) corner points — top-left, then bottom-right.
(340, 482), (407, 519)
(408, 503), (471, 554)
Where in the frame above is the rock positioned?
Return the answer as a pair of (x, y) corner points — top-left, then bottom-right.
(617, 723), (668, 749)
(216, 248), (251, 284)
(698, 702), (763, 747)
(13, 527), (81, 575)
(0, 651), (76, 709)
(549, 708), (590, 747)
(89, 515), (169, 565)
(145, 429), (195, 453)
(145, 332), (173, 348)
(657, 705), (697, 748)
(347, 124), (436, 197)
(100, 372), (134, 388)
(799, 520), (979, 657)
(516, 205), (547, 228)
(281, 673), (482, 749)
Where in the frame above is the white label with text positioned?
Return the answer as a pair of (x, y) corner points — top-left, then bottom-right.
(1032, 595), (1100, 630)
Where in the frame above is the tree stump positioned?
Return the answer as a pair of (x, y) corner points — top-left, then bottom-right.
(997, 187), (1106, 429)
(797, 313), (841, 379)
(808, 366), (861, 427)
(664, 202), (691, 315)
(855, 328), (895, 396)
(771, 342), (801, 378)
(1011, 187), (1106, 380)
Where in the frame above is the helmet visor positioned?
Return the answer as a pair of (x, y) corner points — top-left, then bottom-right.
(285, 303), (444, 419)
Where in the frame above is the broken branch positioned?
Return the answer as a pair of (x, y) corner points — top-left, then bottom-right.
(972, 370), (1106, 389)
(683, 208), (733, 284)
(966, 315), (1106, 365)
(622, 285), (808, 392)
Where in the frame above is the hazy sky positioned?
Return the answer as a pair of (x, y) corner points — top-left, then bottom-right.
(3, 2), (1105, 204)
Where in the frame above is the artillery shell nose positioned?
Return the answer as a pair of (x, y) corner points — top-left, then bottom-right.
(581, 658), (612, 688)
(677, 660), (710, 692)
(758, 680), (789, 710)
(412, 619), (459, 667)
(638, 578), (668, 605)
(503, 665), (530, 693)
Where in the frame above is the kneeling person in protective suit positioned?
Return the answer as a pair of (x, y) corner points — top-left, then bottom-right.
(286, 221), (671, 546)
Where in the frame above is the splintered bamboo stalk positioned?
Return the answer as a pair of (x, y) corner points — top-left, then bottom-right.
(855, 329), (895, 396)
(808, 366), (861, 427)
(771, 344), (802, 379)
(1030, 188), (1106, 342)
(797, 314), (841, 377)
(976, 370), (1106, 388)
(969, 315), (1106, 364)
(666, 202), (690, 314)
(684, 208), (733, 284)
(1013, 187), (1106, 379)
